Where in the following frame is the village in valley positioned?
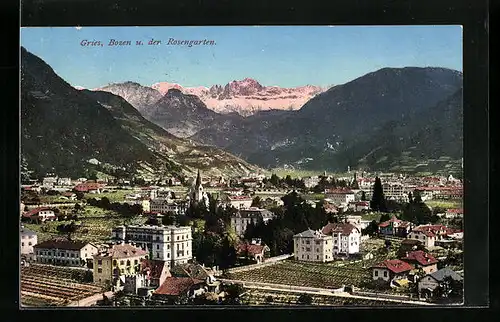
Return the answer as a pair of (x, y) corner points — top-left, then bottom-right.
(20, 168), (464, 307)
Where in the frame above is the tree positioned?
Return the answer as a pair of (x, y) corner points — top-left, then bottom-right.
(370, 177), (387, 212)
(223, 283), (244, 305)
(162, 212), (176, 225)
(361, 220), (379, 236)
(379, 213), (391, 223)
(297, 293), (313, 305)
(408, 192), (413, 203)
(269, 174), (280, 187)
(251, 196), (263, 208)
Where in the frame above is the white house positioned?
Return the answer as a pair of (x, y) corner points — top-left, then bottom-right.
(22, 207), (57, 222)
(371, 259), (414, 283)
(226, 195), (253, 210)
(112, 224), (192, 268)
(407, 224), (451, 248)
(20, 225), (37, 259)
(418, 267), (463, 298)
(150, 198), (182, 215)
(324, 189), (355, 206)
(321, 222), (361, 257)
(34, 240), (98, 266)
(293, 229), (334, 263)
(230, 208), (275, 237)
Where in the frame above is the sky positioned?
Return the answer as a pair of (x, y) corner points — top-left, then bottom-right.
(20, 26), (462, 89)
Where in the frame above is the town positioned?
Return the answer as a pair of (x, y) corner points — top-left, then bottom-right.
(20, 169), (463, 307)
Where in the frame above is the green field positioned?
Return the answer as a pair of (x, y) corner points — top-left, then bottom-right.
(84, 190), (131, 203)
(425, 200), (462, 209)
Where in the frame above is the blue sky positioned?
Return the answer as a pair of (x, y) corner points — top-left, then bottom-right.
(20, 26), (462, 89)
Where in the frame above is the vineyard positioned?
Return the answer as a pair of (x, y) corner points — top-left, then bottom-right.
(21, 264), (103, 307)
(226, 257), (388, 289)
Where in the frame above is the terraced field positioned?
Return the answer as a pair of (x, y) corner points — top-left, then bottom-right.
(226, 257), (389, 289)
(21, 264), (103, 307)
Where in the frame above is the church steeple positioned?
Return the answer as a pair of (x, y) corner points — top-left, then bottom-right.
(195, 169), (201, 188)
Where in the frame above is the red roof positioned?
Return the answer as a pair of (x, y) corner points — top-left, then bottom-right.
(372, 259), (414, 274)
(237, 243), (267, 256)
(446, 208), (464, 214)
(154, 277), (204, 296)
(401, 250), (438, 266)
(325, 189), (354, 194)
(23, 207), (55, 218)
(355, 201), (369, 206)
(322, 222), (359, 235)
(229, 196), (252, 200)
(140, 259), (167, 280)
(74, 182), (102, 192)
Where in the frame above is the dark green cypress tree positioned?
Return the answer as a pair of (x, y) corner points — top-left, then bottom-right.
(370, 177), (386, 212)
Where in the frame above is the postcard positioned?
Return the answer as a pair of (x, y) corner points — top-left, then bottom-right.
(19, 26), (464, 308)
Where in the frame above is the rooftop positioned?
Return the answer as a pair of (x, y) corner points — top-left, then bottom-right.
(372, 259), (414, 274)
(154, 277), (204, 296)
(95, 244), (147, 259)
(34, 239), (90, 251)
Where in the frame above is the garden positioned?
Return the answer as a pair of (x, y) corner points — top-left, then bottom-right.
(21, 264), (103, 307)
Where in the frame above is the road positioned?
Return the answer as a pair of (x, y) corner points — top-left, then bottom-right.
(67, 291), (114, 307)
(218, 279), (435, 306)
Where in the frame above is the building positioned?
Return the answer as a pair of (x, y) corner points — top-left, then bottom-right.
(348, 201), (370, 212)
(112, 224), (192, 267)
(382, 182), (408, 202)
(407, 224), (452, 248)
(371, 259), (414, 283)
(378, 215), (413, 237)
(236, 240), (270, 264)
(150, 199), (182, 215)
(444, 208), (464, 219)
(401, 250), (438, 274)
(20, 225), (37, 259)
(152, 277), (206, 303)
(225, 195), (253, 210)
(230, 207), (275, 237)
(73, 182), (103, 193)
(123, 259), (171, 295)
(34, 240), (98, 267)
(42, 176), (58, 187)
(321, 222), (361, 257)
(57, 177), (72, 186)
(92, 243), (148, 286)
(293, 229), (334, 263)
(187, 170), (209, 208)
(324, 189), (355, 206)
(303, 176), (320, 189)
(22, 207), (57, 222)
(418, 267), (463, 298)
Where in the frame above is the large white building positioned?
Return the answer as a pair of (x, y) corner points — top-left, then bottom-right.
(293, 229), (334, 263)
(321, 222), (361, 256)
(33, 240), (98, 267)
(382, 182), (409, 202)
(112, 224), (192, 268)
(230, 207), (275, 237)
(324, 189), (355, 206)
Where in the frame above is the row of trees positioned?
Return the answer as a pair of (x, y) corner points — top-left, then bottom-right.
(87, 197), (142, 217)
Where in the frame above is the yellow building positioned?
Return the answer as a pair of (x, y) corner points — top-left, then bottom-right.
(93, 243), (148, 285)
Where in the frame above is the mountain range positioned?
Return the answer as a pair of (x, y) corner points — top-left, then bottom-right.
(99, 78), (325, 117)
(20, 47), (262, 180)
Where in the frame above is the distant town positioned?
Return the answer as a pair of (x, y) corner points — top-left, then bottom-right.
(20, 169), (463, 307)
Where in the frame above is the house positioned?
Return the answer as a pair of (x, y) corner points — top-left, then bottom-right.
(401, 250), (438, 274)
(34, 240), (98, 267)
(42, 176), (58, 187)
(20, 225), (37, 259)
(225, 195), (253, 210)
(62, 192), (77, 200)
(241, 178), (260, 188)
(23, 207), (57, 222)
(324, 188), (355, 206)
(378, 215), (413, 237)
(321, 222), (361, 257)
(230, 207), (275, 237)
(397, 239), (424, 257)
(92, 243), (148, 286)
(123, 259), (171, 295)
(382, 182), (408, 202)
(169, 263), (220, 294)
(418, 267), (463, 298)
(150, 198), (182, 215)
(293, 229), (334, 262)
(407, 230), (437, 248)
(57, 177), (72, 186)
(112, 224), (192, 267)
(168, 177), (182, 186)
(444, 208), (464, 219)
(348, 201), (370, 212)
(408, 224), (451, 247)
(222, 188), (245, 196)
(73, 182), (103, 194)
(371, 259), (414, 283)
(236, 240), (270, 264)
(152, 277), (205, 303)
(323, 202), (339, 214)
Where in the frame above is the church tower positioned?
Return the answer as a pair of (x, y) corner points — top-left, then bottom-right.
(194, 170), (203, 202)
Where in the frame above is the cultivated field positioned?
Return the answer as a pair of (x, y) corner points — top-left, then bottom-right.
(21, 264), (103, 307)
(226, 256), (389, 289)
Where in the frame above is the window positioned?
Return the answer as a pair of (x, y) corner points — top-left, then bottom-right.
(167, 253), (170, 258)
(156, 253), (160, 258)
(177, 236), (179, 240)
(134, 259), (138, 265)
(315, 241), (320, 245)
(113, 260), (117, 266)
(156, 236), (160, 241)
(97, 268), (102, 273)
(21, 242), (24, 247)
(383, 271), (388, 277)
(97, 259), (102, 265)
(375, 271), (379, 277)
(120, 269), (124, 274)
(306, 255), (309, 259)
(120, 260), (124, 265)
(301, 255), (304, 259)
(306, 240), (310, 245)
(316, 248), (319, 253)
(126, 260), (131, 266)
(156, 245), (160, 250)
